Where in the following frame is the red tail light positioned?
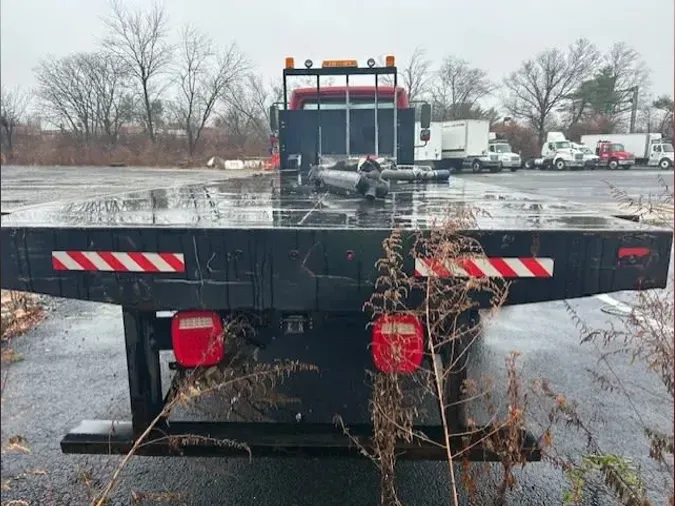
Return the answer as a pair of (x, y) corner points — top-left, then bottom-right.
(171, 311), (224, 367)
(371, 314), (424, 374)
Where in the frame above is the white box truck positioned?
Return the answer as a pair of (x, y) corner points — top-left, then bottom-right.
(580, 133), (673, 169)
(414, 119), (509, 173)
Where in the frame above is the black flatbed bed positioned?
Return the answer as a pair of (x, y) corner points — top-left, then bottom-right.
(0, 173), (661, 231)
(1, 173), (671, 311)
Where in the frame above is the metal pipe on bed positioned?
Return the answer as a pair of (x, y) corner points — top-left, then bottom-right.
(380, 168), (451, 181)
(309, 157), (390, 200)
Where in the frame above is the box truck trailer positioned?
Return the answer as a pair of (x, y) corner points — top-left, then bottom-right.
(414, 120), (517, 172)
(580, 133), (673, 170)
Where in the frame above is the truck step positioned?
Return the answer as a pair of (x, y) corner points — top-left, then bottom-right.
(60, 419), (541, 461)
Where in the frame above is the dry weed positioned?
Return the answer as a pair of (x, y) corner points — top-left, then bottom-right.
(93, 316), (317, 505)
(553, 178), (674, 505)
(1, 290), (43, 345)
(341, 204), (543, 505)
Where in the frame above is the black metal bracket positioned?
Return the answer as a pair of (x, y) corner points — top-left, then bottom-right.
(283, 66), (397, 78)
(122, 308), (164, 435)
(61, 419), (541, 461)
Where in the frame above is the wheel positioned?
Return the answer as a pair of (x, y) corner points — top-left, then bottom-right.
(524, 159), (535, 170)
(554, 158), (566, 171)
(659, 158), (673, 170)
(608, 159), (619, 170)
(471, 160), (482, 172)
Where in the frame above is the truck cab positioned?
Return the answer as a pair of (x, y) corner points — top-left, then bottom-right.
(571, 142), (600, 169)
(487, 138), (521, 171)
(647, 138), (674, 170)
(524, 132), (584, 170)
(595, 141), (635, 170)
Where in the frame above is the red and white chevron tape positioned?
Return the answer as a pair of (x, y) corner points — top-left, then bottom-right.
(414, 257), (554, 278)
(52, 251), (185, 273)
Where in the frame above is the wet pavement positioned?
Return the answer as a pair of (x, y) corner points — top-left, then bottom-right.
(1, 165), (672, 505)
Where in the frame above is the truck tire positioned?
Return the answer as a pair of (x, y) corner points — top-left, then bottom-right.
(524, 159), (535, 170)
(554, 159), (566, 171)
(608, 159), (619, 170)
(471, 160), (482, 172)
(659, 158), (673, 170)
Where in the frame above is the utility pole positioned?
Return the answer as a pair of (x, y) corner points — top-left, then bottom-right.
(629, 86), (638, 133)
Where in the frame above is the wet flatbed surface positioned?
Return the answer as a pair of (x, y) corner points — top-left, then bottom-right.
(0, 173), (664, 231)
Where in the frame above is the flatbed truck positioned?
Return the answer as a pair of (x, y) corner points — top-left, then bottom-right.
(0, 58), (672, 462)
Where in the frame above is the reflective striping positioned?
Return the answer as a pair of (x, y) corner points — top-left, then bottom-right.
(415, 257), (554, 278)
(82, 251), (115, 271)
(52, 251), (84, 271)
(52, 251), (185, 273)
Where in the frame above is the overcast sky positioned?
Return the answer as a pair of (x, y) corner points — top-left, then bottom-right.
(1, 0), (673, 103)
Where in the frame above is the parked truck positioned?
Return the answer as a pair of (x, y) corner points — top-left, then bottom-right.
(580, 133), (674, 170)
(571, 142), (600, 169)
(523, 132), (585, 170)
(1, 57), (672, 464)
(414, 119), (512, 173)
(487, 135), (522, 171)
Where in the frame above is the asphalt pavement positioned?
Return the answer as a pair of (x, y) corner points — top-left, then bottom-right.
(1, 164), (673, 506)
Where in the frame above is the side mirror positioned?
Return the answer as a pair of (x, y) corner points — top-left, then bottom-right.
(269, 105), (278, 132)
(420, 103), (431, 129)
(420, 128), (430, 142)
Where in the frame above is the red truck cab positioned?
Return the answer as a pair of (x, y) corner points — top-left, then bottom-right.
(289, 86), (410, 110)
(595, 141), (635, 170)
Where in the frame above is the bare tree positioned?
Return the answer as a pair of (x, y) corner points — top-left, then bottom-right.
(36, 53), (100, 139)
(379, 48), (431, 102)
(35, 52), (132, 142)
(88, 53), (135, 141)
(430, 55), (495, 121)
(503, 38), (599, 144)
(171, 25), (248, 156)
(220, 73), (277, 152)
(103, 0), (172, 142)
(0, 86), (30, 152)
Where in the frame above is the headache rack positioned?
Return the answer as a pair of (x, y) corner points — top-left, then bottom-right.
(280, 58), (399, 162)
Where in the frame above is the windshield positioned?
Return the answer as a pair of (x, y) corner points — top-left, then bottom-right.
(301, 98), (395, 110)
(580, 147), (593, 154)
(611, 143), (625, 152)
(554, 141), (570, 149)
(492, 144), (512, 153)
(662, 144), (674, 153)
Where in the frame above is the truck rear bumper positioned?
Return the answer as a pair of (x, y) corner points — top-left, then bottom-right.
(60, 419), (542, 461)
